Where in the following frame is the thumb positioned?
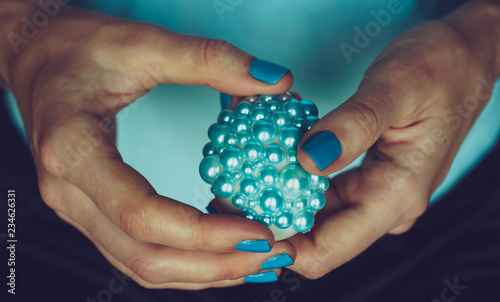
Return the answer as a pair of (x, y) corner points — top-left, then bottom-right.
(298, 90), (401, 175)
(130, 30), (293, 95)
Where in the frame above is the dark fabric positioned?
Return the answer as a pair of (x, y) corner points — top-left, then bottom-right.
(1, 88), (500, 302)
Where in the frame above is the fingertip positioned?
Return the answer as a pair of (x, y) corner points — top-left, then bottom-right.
(249, 58), (290, 84)
(298, 130), (342, 175)
(220, 93), (232, 110)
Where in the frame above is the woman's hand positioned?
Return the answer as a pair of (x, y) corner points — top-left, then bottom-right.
(291, 0), (500, 279)
(0, 1), (297, 288)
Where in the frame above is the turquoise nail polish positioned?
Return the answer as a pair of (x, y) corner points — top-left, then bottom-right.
(261, 253), (294, 270)
(302, 131), (341, 171)
(220, 93), (232, 110)
(235, 240), (271, 253)
(245, 271), (278, 283)
(249, 59), (290, 84)
(206, 206), (219, 214)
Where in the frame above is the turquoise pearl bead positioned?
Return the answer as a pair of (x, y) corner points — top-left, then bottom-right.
(258, 213), (276, 227)
(251, 121), (277, 144)
(199, 155), (222, 184)
(284, 199), (294, 209)
(212, 172), (235, 199)
(250, 106), (271, 122)
(303, 187), (313, 197)
(231, 116), (252, 133)
(241, 161), (256, 175)
(258, 166), (280, 187)
(308, 174), (323, 187)
(233, 171), (243, 181)
(247, 198), (258, 208)
(279, 166), (309, 197)
(224, 133), (238, 145)
(259, 95), (280, 102)
(286, 150), (298, 165)
(242, 141), (263, 161)
(238, 132), (251, 145)
(301, 100), (319, 117)
(209, 124), (231, 147)
(271, 111), (291, 128)
(293, 118), (306, 133)
(202, 142), (216, 157)
(318, 177), (330, 191)
(264, 144), (285, 164)
(254, 101), (265, 107)
(207, 123), (218, 138)
(243, 95), (258, 103)
(255, 159), (265, 169)
(275, 210), (293, 229)
(266, 100), (281, 112)
(239, 176), (259, 197)
(293, 209), (315, 232)
(217, 144), (227, 156)
(294, 196), (308, 210)
(232, 193), (246, 208)
(304, 115), (320, 130)
(258, 187), (284, 213)
(218, 108), (234, 124)
(239, 207), (258, 220)
(220, 146), (242, 171)
(310, 190), (326, 211)
(282, 98), (304, 118)
(235, 100), (253, 115)
(279, 126), (302, 149)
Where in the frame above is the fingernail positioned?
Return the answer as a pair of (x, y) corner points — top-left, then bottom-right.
(220, 93), (232, 110)
(245, 271), (278, 283)
(302, 131), (342, 171)
(261, 253), (294, 270)
(235, 240), (271, 253)
(249, 59), (289, 84)
(206, 206), (219, 214)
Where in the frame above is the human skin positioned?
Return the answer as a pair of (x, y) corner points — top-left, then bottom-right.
(0, 0), (296, 289)
(1, 0), (499, 289)
(291, 0), (500, 279)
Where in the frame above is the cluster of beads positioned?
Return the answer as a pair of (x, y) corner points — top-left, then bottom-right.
(199, 93), (329, 240)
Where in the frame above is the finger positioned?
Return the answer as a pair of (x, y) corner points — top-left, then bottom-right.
(39, 112), (277, 252)
(388, 220), (417, 235)
(55, 196), (294, 285)
(298, 52), (429, 175)
(97, 25), (293, 96)
(297, 80), (409, 175)
(287, 197), (395, 279)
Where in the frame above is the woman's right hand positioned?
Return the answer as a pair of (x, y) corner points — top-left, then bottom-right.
(0, 1), (295, 288)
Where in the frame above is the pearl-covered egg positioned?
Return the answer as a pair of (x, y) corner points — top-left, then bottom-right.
(199, 93), (328, 240)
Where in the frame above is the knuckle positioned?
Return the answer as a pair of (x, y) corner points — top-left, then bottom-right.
(119, 203), (151, 241)
(343, 101), (381, 146)
(37, 178), (64, 211)
(218, 263), (240, 281)
(201, 39), (235, 69)
(193, 215), (214, 251)
(130, 255), (163, 285)
(297, 250), (332, 280)
(38, 130), (68, 178)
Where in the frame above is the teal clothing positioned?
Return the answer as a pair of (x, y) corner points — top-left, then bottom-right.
(6, 0), (500, 208)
